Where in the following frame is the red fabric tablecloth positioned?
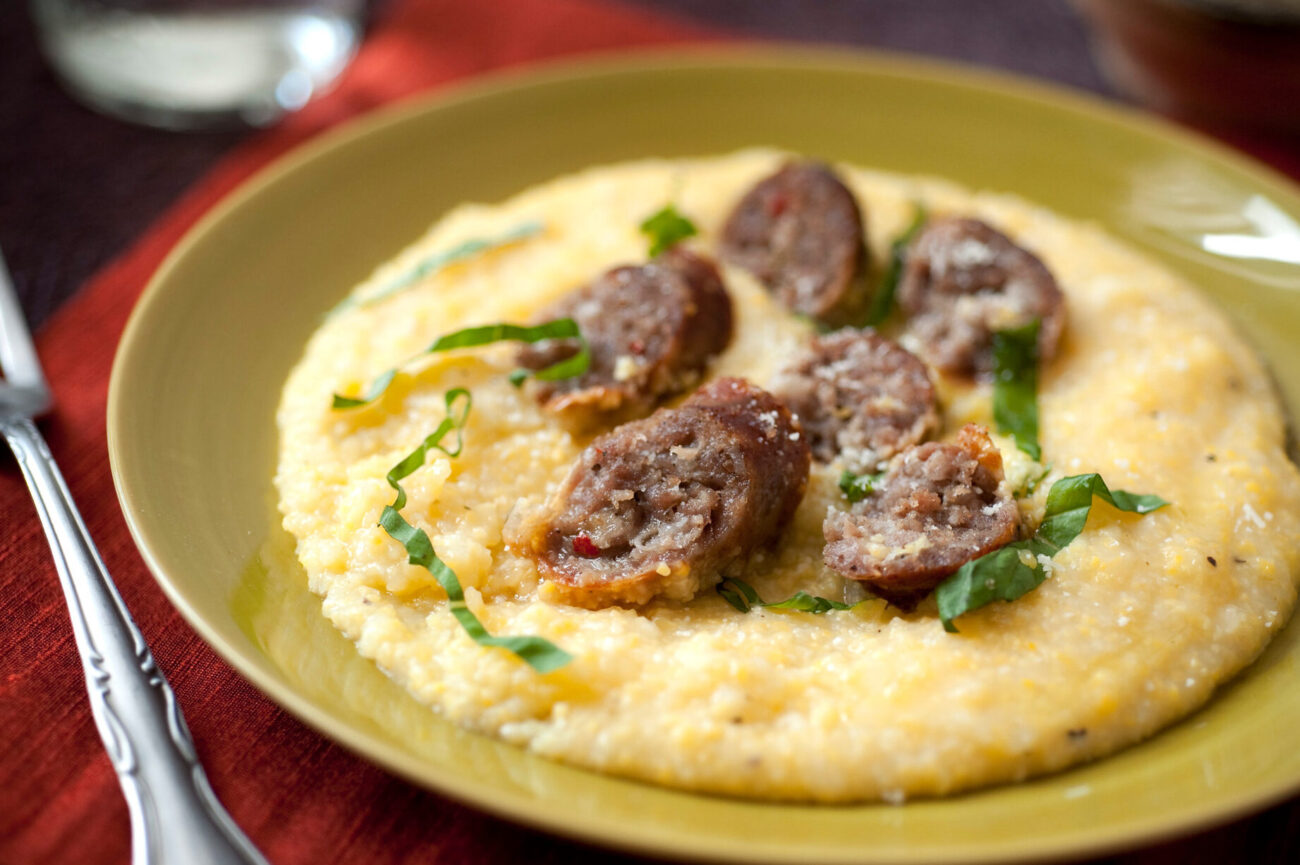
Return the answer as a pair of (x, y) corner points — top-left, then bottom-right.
(0, 2), (710, 863)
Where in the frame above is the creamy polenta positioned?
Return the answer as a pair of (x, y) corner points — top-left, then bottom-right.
(274, 150), (1300, 802)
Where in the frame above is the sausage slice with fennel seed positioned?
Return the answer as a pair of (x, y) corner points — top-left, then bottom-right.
(511, 377), (811, 608)
(516, 248), (733, 430)
(770, 328), (938, 474)
(898, 216), (1065, 375)
(823, 424), (1020, 605)
(720, 161), (869, 326)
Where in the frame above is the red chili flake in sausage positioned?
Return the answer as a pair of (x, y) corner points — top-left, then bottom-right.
(572, 533), (602, 558)
(628, 339), (646, 355)
(720, 161), (867, 327)
(511, 377), (812, 609)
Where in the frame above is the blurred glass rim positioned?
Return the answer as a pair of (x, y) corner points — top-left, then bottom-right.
(1073, 0), (1300, 25)
(1071, 0), (1300, 135)
(28, 0), (370, 131)
(1181, 0), (1300, 23)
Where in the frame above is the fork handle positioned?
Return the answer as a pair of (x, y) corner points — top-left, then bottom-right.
(3, 416), (269, 865)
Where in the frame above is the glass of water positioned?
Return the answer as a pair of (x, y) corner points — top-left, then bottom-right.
(30, 0), (366, 130)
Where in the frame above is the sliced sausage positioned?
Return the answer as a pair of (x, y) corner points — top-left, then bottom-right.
(516, 248), (733, 430)
(770, 329), (938, 474)
(823, 424), (1019, 602)
(719, 161), (868, 326)
(512, 377), (811, 608)
(897, 216), (1065, 375)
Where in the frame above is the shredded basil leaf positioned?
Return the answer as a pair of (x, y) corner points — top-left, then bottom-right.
(718, 577), (856, 615)
(1014, 463), (1052, 499)
(331, 319), (589, 410)
(378, 389), (572, 673)
(768, 592), (856, 614)
(1035, 472), (1169, 550)
(332, 369), (399, 410)
(640, 204), (698, 258)
(865, 204), (927, 326)
(838, 469), (884, 503)
(993, 319), (1042, 460)
(933, 541), (1053, 634)
(936, 473), (1169, 632)
(328, 221), (544, 318)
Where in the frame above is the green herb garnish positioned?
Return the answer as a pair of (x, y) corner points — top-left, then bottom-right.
(718, 577), (857, 615)
(328, 220), (544, 318)
(935, 473), (1169, 632)
(1034, 473), (1168, 547)
(378, 389), (572, 673)
(332, 319), (589, 409)
(838, 469), (884, 503)
(1014, 463), (1052, 499)
(993, 319), (1042, 460)
(640, 204), (698, 258)
(865, 204), (927, 326)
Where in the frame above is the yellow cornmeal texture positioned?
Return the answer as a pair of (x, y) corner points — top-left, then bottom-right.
(275, 150), (1300, 802)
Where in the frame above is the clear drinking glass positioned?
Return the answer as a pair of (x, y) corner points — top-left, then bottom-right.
(30, 0), (366, 130)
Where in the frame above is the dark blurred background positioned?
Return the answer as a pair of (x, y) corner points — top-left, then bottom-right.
(1, 1), (1298, 862)
(0, 0), (1113, 327)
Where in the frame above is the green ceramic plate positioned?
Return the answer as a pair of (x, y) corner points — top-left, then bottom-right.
(108, 48), (1300, 864)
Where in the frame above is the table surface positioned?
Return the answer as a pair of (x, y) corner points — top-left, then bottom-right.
(1, 1), (1298, 863)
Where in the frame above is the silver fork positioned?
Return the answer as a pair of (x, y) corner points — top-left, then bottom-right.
(0, 251), (270, 865)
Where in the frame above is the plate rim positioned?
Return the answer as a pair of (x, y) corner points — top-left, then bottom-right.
(106, 44), (1300, 865)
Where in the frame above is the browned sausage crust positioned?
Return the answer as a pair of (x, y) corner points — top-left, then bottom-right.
(770, 329), (938, 474)
(823, 424), (1019, 601)
(898, 217), (1065, 375)
(719, 161), (868, 326)
(512, 377), (811, 608)
(516, 248), (734, 430)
